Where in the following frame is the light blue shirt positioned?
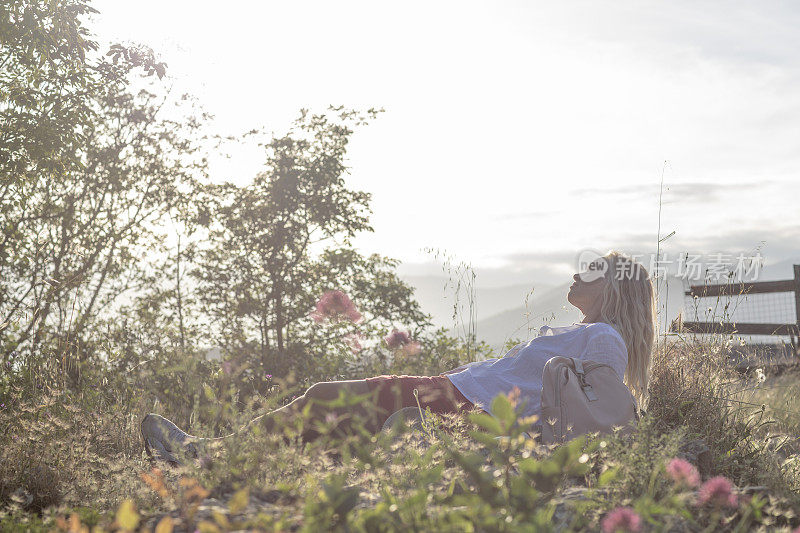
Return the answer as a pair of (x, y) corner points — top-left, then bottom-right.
(444, 322), (628, 421)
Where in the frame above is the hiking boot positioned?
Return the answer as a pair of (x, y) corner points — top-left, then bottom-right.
(141, 413), (205, 466)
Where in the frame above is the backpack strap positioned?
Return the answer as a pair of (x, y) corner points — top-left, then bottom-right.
(569, 358), (598, 402)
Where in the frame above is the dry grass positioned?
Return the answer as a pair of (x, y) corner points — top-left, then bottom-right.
(3, 335), (800, 531)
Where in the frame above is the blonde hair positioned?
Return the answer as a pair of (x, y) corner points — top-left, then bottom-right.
(597, 250), (657, 409)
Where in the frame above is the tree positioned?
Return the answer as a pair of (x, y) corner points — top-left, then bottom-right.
(1, 0), (99, 352)
(0, 0), (99, 191)
(195, 107), (430, 382)
(0, 0), (205, 385)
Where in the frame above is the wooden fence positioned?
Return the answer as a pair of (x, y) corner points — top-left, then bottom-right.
(670, 264), (800, 353)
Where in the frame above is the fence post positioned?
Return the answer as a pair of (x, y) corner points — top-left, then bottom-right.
(794, 265), (800, 357)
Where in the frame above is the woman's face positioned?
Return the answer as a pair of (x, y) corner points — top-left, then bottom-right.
(568, 258), (609, 316)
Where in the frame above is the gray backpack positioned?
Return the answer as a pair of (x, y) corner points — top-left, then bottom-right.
(540, 356), (638, 444)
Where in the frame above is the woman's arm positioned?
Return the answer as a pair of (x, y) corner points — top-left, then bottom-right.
(441, 342), (525, 375)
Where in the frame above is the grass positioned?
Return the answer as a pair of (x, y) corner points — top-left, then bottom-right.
(736, 372), (800, 435)
(3, 331), (800, 532)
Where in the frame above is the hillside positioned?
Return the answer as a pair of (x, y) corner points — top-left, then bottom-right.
(399, 274), (553, 329)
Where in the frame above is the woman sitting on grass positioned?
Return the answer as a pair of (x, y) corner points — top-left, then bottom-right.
(142, 250), (656, 464)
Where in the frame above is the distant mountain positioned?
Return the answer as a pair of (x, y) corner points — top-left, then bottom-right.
(400, 274), (553, 329)
(472, 283), (583, 354)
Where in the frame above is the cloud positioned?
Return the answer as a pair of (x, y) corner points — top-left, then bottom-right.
(572, 180), (779, 204)
(482, 225), (800, 286)
(398, 221), (800, 290)
(493, 210), (558, 222)
(557, 1), (800, 69)
(610, 225), (799, 261)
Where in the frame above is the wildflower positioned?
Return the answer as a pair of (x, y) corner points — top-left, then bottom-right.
(696, 476), (738, 508)
(384, 329), (422, 357)
(310, 290), (362, 323)
(265, 374), (272, 379)
(601, 507), (641, 533)
(384, 329), (412, 349)
(666, 458), (700, 488)
(755, 368), (766, 384)
(325, 413), (338, 425)
(221, 361), (232, 375)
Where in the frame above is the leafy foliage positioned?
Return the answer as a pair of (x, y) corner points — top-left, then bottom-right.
(2, 2), (800, 532)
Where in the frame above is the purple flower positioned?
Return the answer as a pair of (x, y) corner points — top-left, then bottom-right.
(384, 329), (422, 357)
(697, 476), (738, 508)
(384, 329), (412, 349)
(310, 290), (362, 324)
(265, 374), (272, 379)
(666, 458), (700, 488)
(601, 507), (641, 533)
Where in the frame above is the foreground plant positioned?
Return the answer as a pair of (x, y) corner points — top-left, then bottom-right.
(601, 506), (641, 533)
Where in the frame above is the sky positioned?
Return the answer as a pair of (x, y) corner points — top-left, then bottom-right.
(91, 0), (800, 291)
